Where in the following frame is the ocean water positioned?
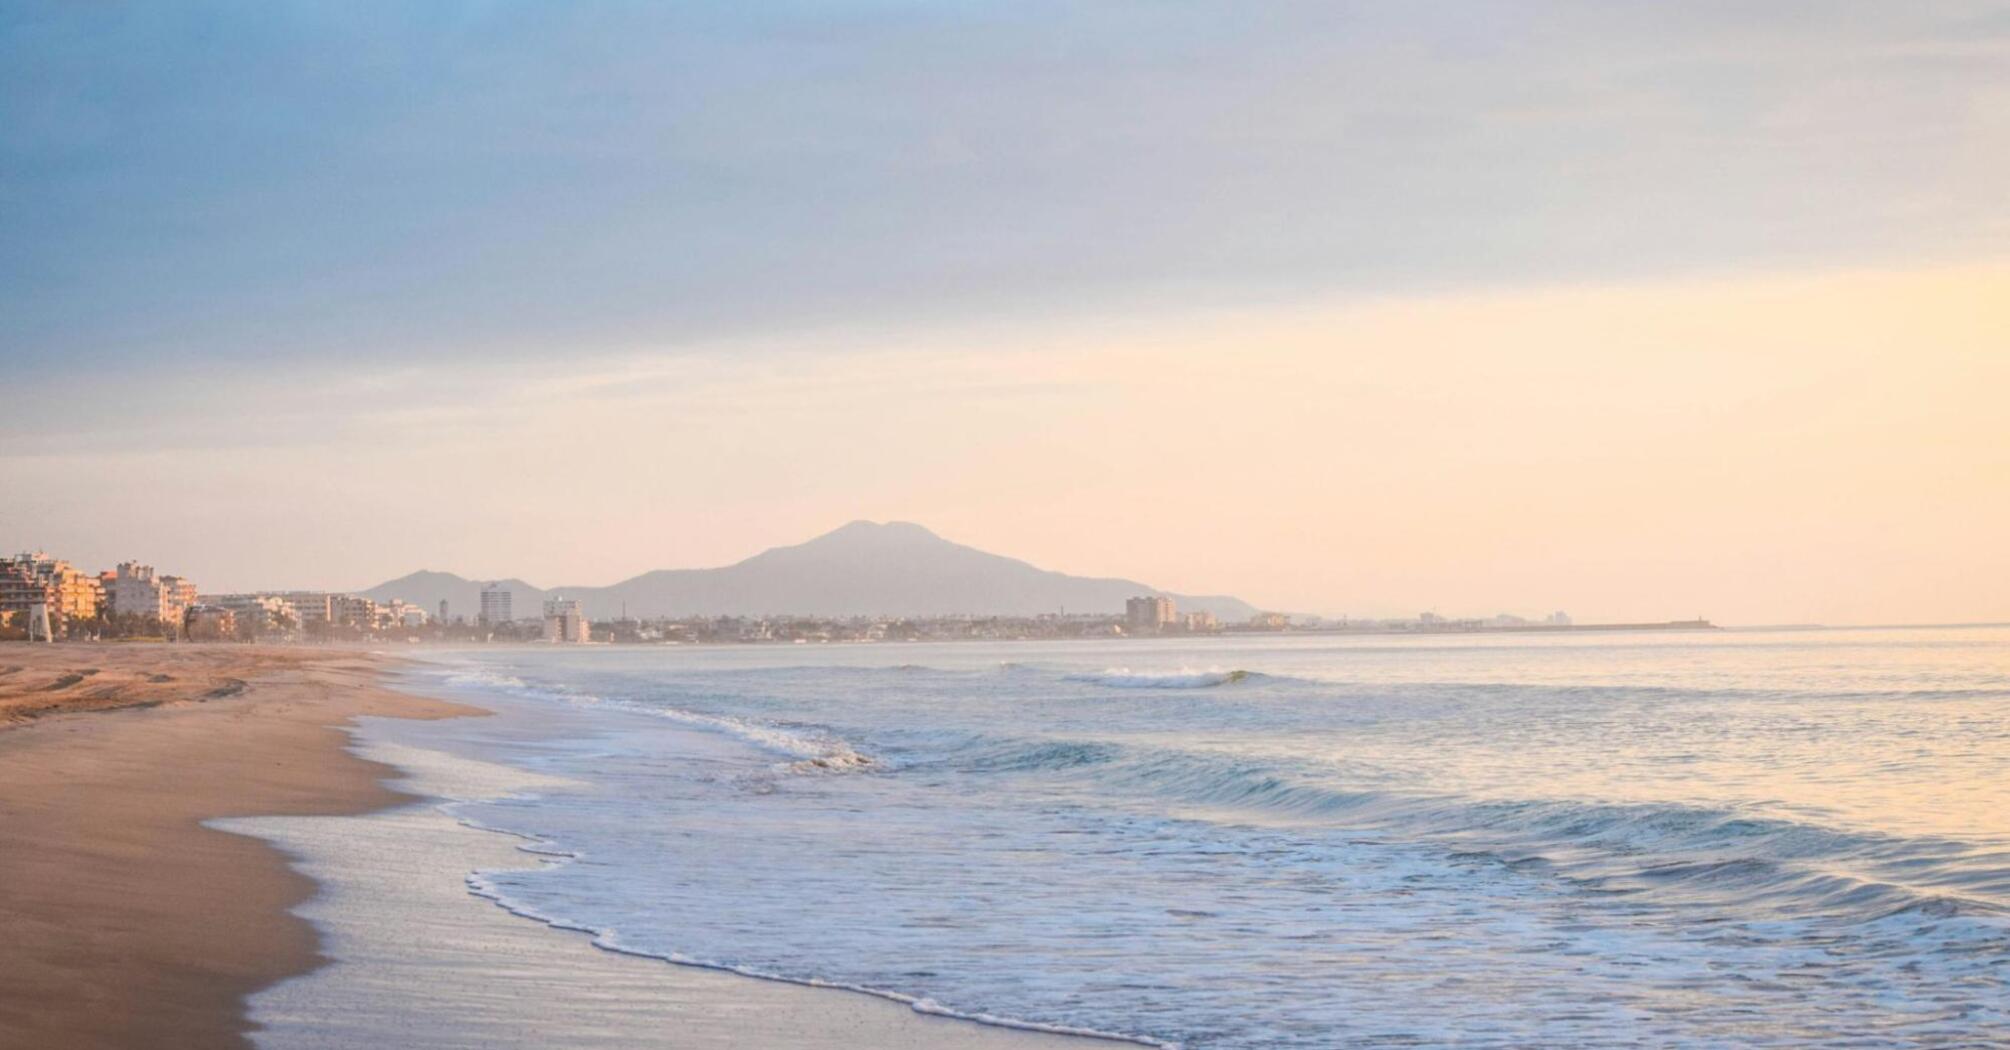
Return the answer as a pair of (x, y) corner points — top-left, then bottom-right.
(408, 626), (2010, 1048)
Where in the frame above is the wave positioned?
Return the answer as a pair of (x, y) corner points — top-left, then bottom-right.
(440, 668), (528, 691)
(450, 728), (2006, 1046)
(959, 740), (1125, 773)
(461, 844), (1176, 1049)
(597, 702), (881, 775)
(424, 657), (2010, 932)
(1068, 667), (1264, 689)
(433, 774), (1177, 1047)
(942, 733), (2010, 931)
(783, 750), (879, 773)
(427, 662), (879, 774)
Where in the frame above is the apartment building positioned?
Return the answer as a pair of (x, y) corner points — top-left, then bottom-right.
(103, 561), (196, 625)
(481, 584), (513, 625)
(542, 597), (590, 643)
(1125, 594), (1177, 632)
(333, 595), (379, 629)
(263, 592), (334, 627)
(0, 552), (103, 630)
(200, 593), (301, 635)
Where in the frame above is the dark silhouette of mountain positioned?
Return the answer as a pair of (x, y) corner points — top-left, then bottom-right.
(361, 521), (1259, 621)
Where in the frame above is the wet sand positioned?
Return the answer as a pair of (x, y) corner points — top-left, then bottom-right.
(0, 644), (471, 1050)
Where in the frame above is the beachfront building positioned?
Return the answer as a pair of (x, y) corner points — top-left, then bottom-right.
(104, 563), (165, 619)
(1183, 610), (1219, 632)
(103, 562), (197, 626)
(380, 599), (428, 630)
(263, 592), (334, 628)
(1248, 611), (1291, 630)
(0, 552), (103, 633)
(201, 594), (300, 636)
(1126, 595), (1177, 633)
(481, 584), (513, 626)
(542, 598), (590, 643)
(169, 578), (198, 622)
(333, 595), (379, 629)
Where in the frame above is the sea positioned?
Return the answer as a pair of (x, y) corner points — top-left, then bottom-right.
(392, 626), (2010, 1048)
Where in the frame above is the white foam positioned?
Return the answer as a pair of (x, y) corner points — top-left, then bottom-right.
(616, 701), (876, 768)
(439, 668), (527, 691)
(1068, 667), (1252, 689)
(355, 736), (579, 801)
(467, 878), (1175, 1048)
(209, 726), (1117, 1050)
(427, 662), (880, 773)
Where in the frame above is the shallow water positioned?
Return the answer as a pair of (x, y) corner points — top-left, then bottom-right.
(411, 626), (2010, 1048)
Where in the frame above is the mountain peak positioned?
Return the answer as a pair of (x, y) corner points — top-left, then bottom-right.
(758, 520), (957, 565)
(820, 520), (941, 542)
(787, 520), (951, 554)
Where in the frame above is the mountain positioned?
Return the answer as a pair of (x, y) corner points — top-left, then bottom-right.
(362, 571), (551, 622)
(361, 521), (1260, 622)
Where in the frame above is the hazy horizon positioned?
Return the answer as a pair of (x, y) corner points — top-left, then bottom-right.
(4, 4), (2006, 625)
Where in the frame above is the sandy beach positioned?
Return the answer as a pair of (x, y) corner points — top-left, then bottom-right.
(0, 644), (1097, 1050)
(0, 645), (472, 1050)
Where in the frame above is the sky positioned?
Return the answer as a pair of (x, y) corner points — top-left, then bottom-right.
(3, 2), (2006, 624)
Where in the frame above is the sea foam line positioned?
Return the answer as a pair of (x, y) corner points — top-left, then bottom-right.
(431, 664), (879, 772)
(441, 798), (1173, 1049)
(1067, 667), (1259, 689)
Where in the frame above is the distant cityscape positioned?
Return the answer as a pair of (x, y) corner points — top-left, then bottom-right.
(1, 549), (1711, 645)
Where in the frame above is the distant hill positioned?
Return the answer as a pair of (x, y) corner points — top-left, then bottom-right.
(361, 521), (1260, 622)
(362, 571), (552, 622)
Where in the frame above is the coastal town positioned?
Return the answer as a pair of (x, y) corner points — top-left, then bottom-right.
(0, 549), (1709, 645)
(0, 550), (578, 644)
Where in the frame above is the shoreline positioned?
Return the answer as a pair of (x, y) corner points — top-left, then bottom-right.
(220, 696), (1125, 1049)
(0, 644), (475, 1050)
(0, 643), (1108, 1050)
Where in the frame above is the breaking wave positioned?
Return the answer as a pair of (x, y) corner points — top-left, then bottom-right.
(441, 668), (528, 691)
(624, 703), (880, 773)
(939, 731), (2010, 932)
(429, 663), (879, 774)
(1068, 667), (1264, 689)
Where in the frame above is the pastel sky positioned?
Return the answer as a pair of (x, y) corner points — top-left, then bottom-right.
(3, 3), (2006, 624)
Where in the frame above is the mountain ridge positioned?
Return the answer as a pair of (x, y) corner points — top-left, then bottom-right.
(361, 521), (1260, 622)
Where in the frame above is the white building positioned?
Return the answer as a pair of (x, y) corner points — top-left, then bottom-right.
(105, 562), (196, 626)
(542, 597), (589, 643)
(481, 584), (513, 626)
(262, 592), (333, 627)
(333, 595), (379, 628)
(200, 594), (300, 635)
